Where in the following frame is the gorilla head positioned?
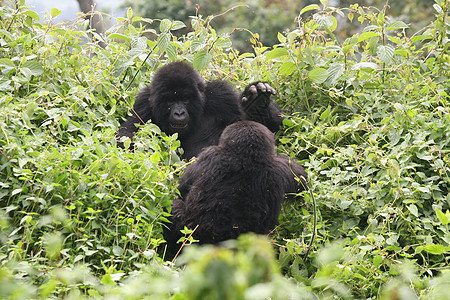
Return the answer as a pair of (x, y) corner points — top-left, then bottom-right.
(150, 62), (206, 137)
(219, 121), (276, 162)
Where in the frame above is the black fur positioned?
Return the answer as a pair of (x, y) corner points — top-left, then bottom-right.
(117, 61), (283, 159)
(165, 121), (307, 249)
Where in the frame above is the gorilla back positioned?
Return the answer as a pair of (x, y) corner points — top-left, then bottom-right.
(166, 121), (308, 247)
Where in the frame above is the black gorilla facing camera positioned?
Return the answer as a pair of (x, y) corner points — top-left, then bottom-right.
(117, 61), (283, 159)
(165, 121), (308, 251)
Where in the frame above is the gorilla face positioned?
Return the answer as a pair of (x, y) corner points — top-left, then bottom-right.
(150, 62), (206, 137)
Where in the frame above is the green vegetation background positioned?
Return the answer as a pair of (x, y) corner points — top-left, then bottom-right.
(0, 0), (449, 298)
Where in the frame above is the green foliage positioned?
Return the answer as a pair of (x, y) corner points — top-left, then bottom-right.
(0, 0), (449, 298)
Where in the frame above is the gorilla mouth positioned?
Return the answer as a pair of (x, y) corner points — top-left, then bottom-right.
(170, 123), (188, 129)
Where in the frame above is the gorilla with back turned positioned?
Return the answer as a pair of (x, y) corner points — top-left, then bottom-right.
(117, 61), (283, 159)
(165, 121), (308, 248)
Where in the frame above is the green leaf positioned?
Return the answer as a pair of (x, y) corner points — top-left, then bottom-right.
(299, 4), (320, 16)
(423, 244), (445, 255)
(320, 106), (331, 121)
(108, 33), (130, 42)
(277, 32), (286, 44)
(278, 61), (296, 76)
(266, 48), (288, 60)
(101, 274), (116, 286)
(325, 63), (344, 85)
(433, 3), (444, 15)
(160, 19), (170, 33)
(435, 208), (450, 225)
(373, 255), (383, 268)
(126, 7), (133, 19)
(407, 204), (419, 217)
(22, 61), (44, 76)
(308, 67), (328, 84)
(193, 51), (212, 70)
(157, 33), (170, 51)
(357, 31), (380, 43)
(351, 62), (378, 70)
(171, 20), (186, 31)
(377, 45), (395, 64)
(386, 21), (409, 31)
(50, 8), (61, 18)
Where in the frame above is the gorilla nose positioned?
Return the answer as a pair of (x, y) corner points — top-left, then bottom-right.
(174, 110), (186, 120)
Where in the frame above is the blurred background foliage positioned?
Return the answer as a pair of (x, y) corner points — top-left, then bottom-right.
(121, 0), (435, 51)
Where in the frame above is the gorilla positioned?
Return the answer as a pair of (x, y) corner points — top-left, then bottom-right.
(165, 121), (307, 250)
(117, 61), (283, 159)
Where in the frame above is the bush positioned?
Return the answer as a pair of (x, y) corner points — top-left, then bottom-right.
(0, 0), (449, 298)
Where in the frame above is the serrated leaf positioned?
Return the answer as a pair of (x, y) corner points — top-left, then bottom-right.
(157, 33), (170, 51)
(22, 61), (43, 76)
(309, 67), (328, 84)
(299, 4), (320, 16)
(358, 31), (380, 43)
(377, 44), (395, 64)
(160, 19), (170, 33)
(193, 51), (212, 70)
(278, 61), (296, 76)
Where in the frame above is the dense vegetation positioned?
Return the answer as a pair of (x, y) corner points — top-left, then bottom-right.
(1, 0), (449, 298)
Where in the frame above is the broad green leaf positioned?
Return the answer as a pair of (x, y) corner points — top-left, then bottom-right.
(193, 51), (212, 70)
(108, 33), (130, 42)
(160, 19), (170, 33)
(358, 31), (380, 43)
(343, 43), (356, 54)
(101, 274), (116, 286)
(386, 21), (409, 31)
(171, 20), (186, 31)
(325, 63), (344, 85)
(433, 3), (444, 15)
(22, 61), (44, 76)
(351, 62), (379, 70)
(24, 10), (40, 21)
(266, 48), (289, 60)
(320, 106), (331, 121)
(50, 8), (61, 18)
(435, 208), (450, 225)
(157, 33), (170, 51)
(309, 67), (328, 84)
(277, 32), (286, 44)
(278, 61), (296, 76)
(407, 204), (419, 217)
(377, 44), (395, 64)
(299, 4), (320, 16)
(423, 244), (445, 255)
(373, 255), (383, 268)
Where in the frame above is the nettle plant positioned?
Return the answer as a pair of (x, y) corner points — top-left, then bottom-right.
(0, 0), (449, 298)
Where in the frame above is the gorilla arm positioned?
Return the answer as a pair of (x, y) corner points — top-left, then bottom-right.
(275, 155), (308, 200)
(240, 82), (283, 132)
(116, 86), (154, 147)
